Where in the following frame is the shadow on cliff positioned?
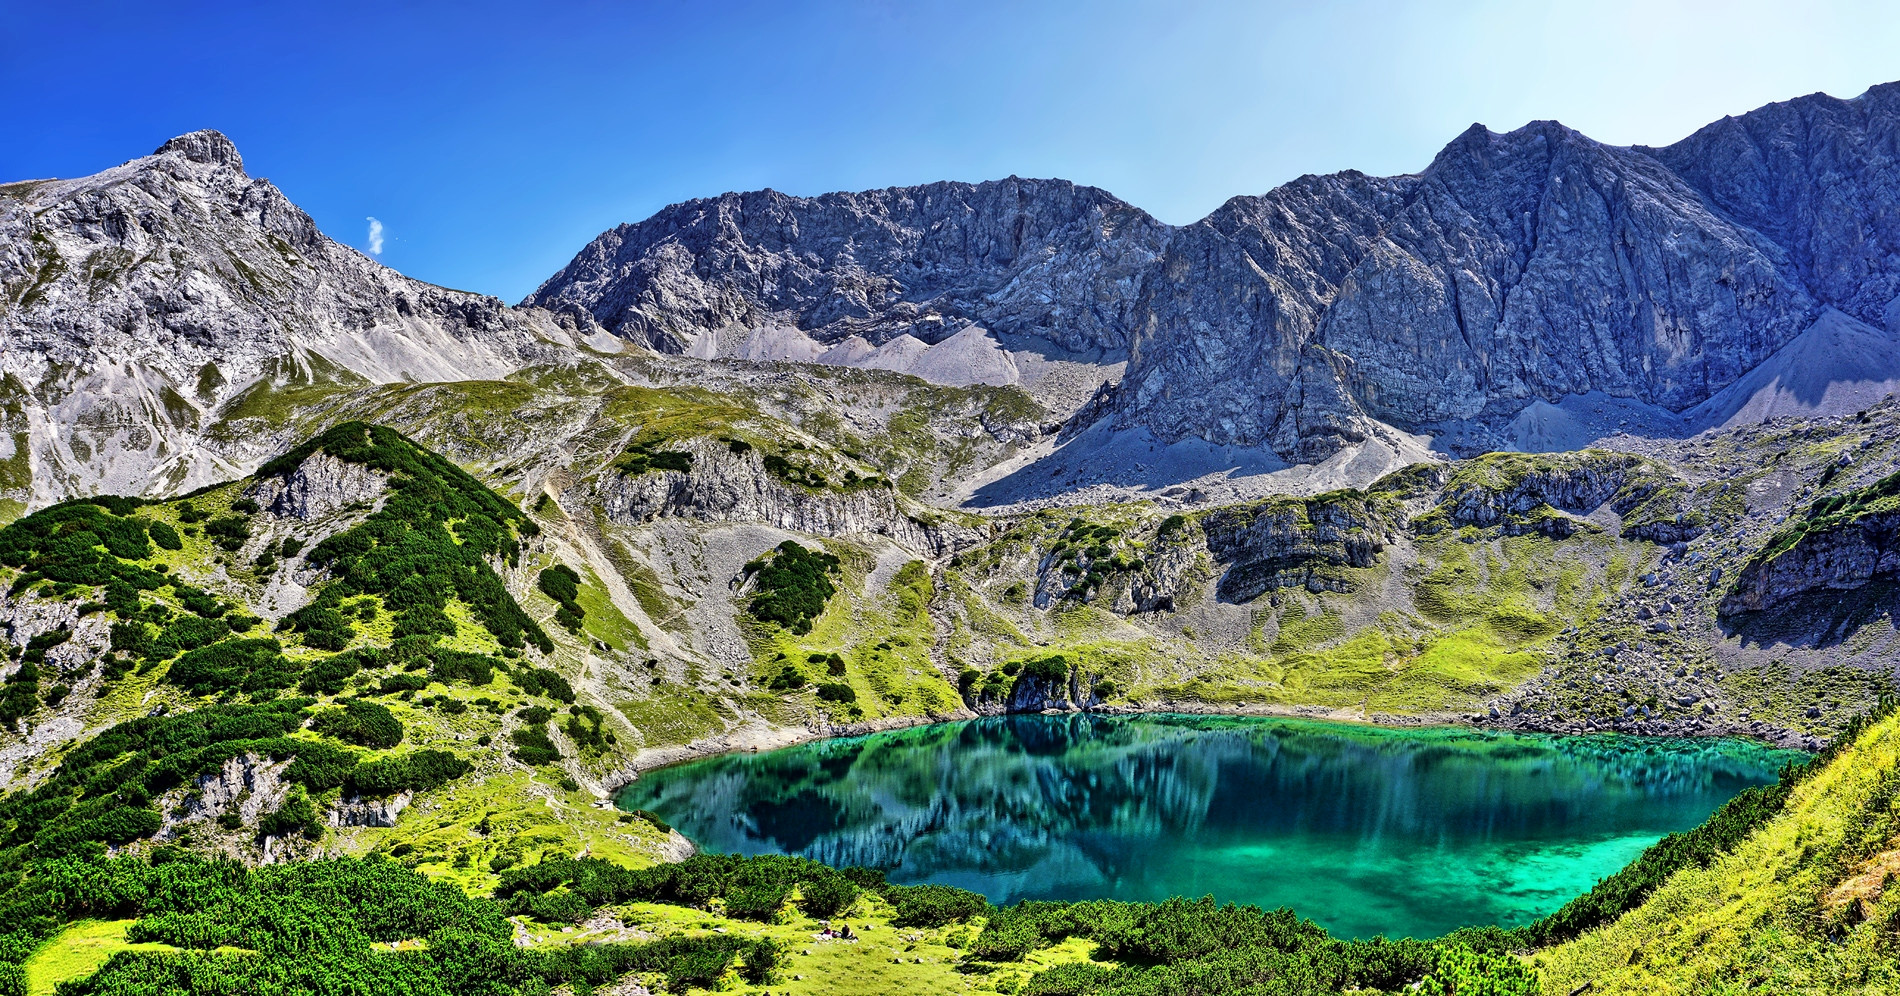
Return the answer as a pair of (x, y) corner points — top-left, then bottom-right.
(963, 422), (1291, 508)
(1718, 581), (1900, 652)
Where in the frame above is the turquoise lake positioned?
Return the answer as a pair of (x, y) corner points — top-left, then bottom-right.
(617, 713), (1800, 939)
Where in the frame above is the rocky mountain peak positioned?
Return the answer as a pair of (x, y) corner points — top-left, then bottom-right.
(0, 132), (580, 507)
(153, 128), (243, 169)
(530, 82), (1900, 469)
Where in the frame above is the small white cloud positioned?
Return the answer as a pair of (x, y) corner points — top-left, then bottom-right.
(366, 217), (385, 255)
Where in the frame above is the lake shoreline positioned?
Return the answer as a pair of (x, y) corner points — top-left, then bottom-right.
(614, 708), (1804, 940)
(604, 696), (1819, 796)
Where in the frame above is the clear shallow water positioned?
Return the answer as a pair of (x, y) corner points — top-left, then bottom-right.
(618, 713), (1801, 939)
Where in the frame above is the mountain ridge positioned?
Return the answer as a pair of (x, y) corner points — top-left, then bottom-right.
(533, 81), (1900, 467)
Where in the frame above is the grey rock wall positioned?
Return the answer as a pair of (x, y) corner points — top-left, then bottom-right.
(1720, 509), (1900, 614)
(593, 439), (981, 555)
(535, 83), (1900, 465)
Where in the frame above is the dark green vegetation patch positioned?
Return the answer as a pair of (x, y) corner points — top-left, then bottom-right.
(613, 438), (693, 476)
(261, 421), (550, 652)
(536, 563), (586, 633)
(309, 698), (405, 749)
(743, 541), (841, 635)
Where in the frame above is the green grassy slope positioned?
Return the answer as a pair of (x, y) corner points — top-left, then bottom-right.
(1535, 705), (1900, 995)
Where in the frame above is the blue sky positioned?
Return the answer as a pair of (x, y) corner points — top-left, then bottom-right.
(5, 1), (1899, 302)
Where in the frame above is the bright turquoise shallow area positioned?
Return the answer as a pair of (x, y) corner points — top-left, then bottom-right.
(618, 713), (1801, 939)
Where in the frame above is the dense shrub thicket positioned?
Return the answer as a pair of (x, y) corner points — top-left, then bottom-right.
(347, 749), (471, 797)
(492, 854), (883, 925)
(309, 699), (405, 749)
(0, 854), (780, 996)
(263, 422), (552, 653)
(744, 541), (840, 634)
(536, 564), (586, 633)
(510, 665), (574, 703)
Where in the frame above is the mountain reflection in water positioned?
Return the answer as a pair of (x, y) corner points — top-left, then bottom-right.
(618, 713), (1799, 939)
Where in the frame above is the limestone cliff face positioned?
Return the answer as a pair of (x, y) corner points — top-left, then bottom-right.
(534, 84), (1900, 464)
(1199, 494), (1398, 600)
(0, 130), (586, 506)
(593, 439), (981, 555)
(249, 451), (388, 521)
(524, 179), (1169, 356)
(1653, 84), (1900, 332)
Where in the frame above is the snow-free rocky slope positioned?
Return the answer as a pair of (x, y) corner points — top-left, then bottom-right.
(533, 82), (1900, 468)
(0, 130), (608, 509)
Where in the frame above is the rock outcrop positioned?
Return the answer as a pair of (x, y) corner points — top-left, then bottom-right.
(594, 438), (982, 555)
(251, 451), (388, 521)
(1200, 493), (1398, 600)
(524, 179), (1169, 357)
(1414, 452), (1677, 538)
(329, 790), (414, 828)
(1721, 476), (1900, 614)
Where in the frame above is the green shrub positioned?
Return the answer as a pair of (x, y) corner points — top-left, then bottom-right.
(815, 682), (856, 703)
(347, 749), (471, 796)
(536, 564), (586, 633)
(257, 789), (322, 840)
(163, 638), (300, 695)
(150, 615), (233, 660)
(147, 520), (183, 551)
(724, 882), (792, 921)
(511, 724), (561, 766)
(511, 666), (574, 702)
(376, 673), (430, 695)
(797, 873), (859, 918)
(204, 516), (251, 551)
(745, 541), (840, 634)
(614, 439), (695, 476)
(1017, 655), (1069, 683)
(310, 699), (405, 749)
(885, 884), (987, 927)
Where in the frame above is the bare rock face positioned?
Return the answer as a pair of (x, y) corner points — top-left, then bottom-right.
(329, 790), (414, 828)
(1003, 663), (1104, 714)
(594, 439), (981, 555)
(1720, 509), (1900, 615)
(524, 179), (1169, 357)
(251, 451), (387, 521)
(533, 83), (1900, 467)
(162, 752), (292, 830)
(1200, 493), (1397, 601)
(0, 130), (584, 506)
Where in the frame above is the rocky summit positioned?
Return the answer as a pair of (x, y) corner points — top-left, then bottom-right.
(532, 84), (1900, 469)
(1, 79), (1899, 996)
